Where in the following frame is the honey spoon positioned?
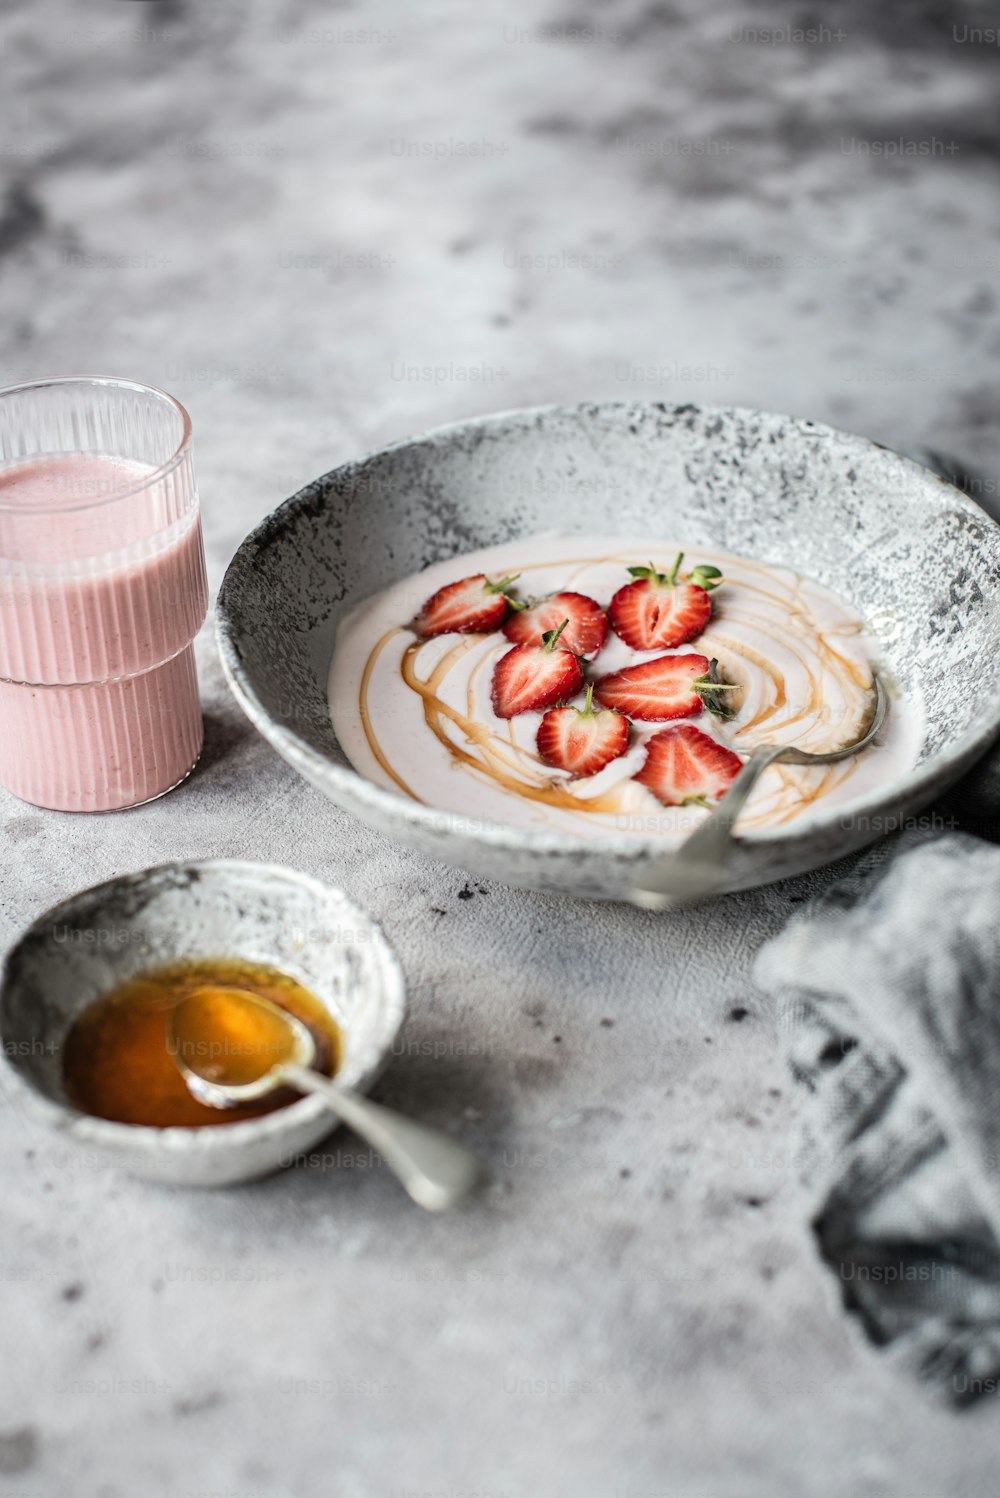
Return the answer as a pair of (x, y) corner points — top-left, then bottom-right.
(630, 670), (889, 912)
(168, 986), (483, 1211)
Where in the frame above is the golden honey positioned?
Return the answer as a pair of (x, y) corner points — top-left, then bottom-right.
(62, 958), (341, 1128)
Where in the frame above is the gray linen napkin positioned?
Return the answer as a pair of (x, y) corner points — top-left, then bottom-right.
(754, 831), (1000, 1404)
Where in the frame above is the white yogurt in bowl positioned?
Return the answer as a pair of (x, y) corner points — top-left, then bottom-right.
(328, 534), (922, 842)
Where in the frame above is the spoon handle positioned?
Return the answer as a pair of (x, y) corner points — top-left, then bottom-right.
(629, 673), (889, 912)
(630, 746), (786, 911)
(280, 1064), (483, 1211)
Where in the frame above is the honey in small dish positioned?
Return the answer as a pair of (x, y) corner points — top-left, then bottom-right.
(62, 958), (342, 1128)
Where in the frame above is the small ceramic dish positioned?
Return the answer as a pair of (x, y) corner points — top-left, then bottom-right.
(0, 861), (405, 1186)
(216, 401), (1000, 900)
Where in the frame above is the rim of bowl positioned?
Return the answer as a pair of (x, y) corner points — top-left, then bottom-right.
(216, 399), (1000, 862)
(0, 859), (406, 1155)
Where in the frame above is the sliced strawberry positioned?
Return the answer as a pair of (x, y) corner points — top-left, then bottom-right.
(608, 554), (721, 650)
(491, 620), (584, 719)
(594, 653), (710, 721)
(594, 653), (741, 723)
(503, 591), (608, 658)
(537, 686), (629, 778)
(634, 724), (742, 807)
(413, 573), (519, 638)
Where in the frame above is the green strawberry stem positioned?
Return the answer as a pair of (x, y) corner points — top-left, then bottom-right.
(578, 683), (596, 716)
(682, 794), (715, 809)
(689, 563), (723, 593)
(540, 618), (570, 651)
(624, 554), (723, 593)
(693, 658), (740, 721)
(626, 559), (673, 584)
(486, 573), (519, 592)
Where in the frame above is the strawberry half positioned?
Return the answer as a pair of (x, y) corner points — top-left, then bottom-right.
(634, 724), (743, 807)
(537, 686), (629, 778)
(594, 653), (739, 721)
(413, 573), (519, 638)
(503, 591), (608, 659)
(608, 554), (721, 650)
(491, 619), (584, 719)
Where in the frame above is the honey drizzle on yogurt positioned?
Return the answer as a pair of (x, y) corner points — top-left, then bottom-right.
(351, 544), (883, 835)
(398, 636), (626, 814)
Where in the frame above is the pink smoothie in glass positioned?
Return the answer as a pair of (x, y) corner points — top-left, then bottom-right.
(0, 452), (208, 811)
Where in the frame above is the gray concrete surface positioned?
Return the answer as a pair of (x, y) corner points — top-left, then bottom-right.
(1, 1), (998, 1493)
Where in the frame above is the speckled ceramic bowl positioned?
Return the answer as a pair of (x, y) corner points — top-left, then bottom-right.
(217, 402), (1000, 901)
(0, 861), (405, 1186)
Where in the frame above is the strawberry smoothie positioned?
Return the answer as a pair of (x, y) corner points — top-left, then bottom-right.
(0, 446), (208, 812)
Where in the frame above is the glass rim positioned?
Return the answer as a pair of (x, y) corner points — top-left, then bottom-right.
(0, 376), (194, 515)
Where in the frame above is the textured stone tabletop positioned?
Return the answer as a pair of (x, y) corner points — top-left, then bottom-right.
(1, 2), (999, 1494)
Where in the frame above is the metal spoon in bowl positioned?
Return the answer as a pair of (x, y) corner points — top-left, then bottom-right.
(630, 671), (890, 912)
(167, 986), (483, 1211)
